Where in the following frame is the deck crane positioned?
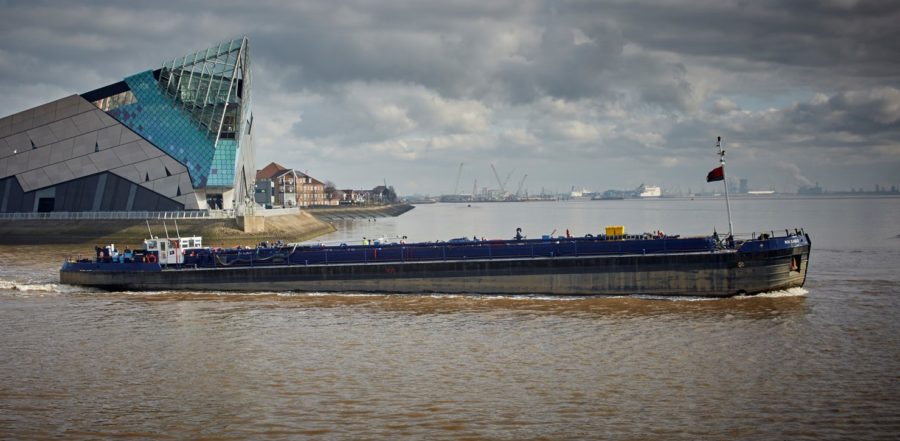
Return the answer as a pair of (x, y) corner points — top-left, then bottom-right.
(490, 164), (506, 194)
(515, 174), (528, 198)
(453, 162), (464, 195)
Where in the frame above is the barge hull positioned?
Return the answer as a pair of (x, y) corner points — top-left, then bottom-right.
(60, 243), (810, 297)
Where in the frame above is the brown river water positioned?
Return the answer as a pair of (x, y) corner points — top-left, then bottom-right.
(1, 198), (899, 440)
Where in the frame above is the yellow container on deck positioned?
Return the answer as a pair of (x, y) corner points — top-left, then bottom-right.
(605, 225), (625, 236)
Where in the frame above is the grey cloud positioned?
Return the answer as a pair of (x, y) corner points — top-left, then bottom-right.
(1, 0), (899, 194)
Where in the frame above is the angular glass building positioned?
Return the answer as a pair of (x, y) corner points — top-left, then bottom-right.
(0, 37), (255, 213)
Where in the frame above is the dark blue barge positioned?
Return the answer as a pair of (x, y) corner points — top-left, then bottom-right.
(60, 230), (811, 297)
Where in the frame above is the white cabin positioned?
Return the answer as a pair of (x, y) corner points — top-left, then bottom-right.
(144, 236), (204, 265)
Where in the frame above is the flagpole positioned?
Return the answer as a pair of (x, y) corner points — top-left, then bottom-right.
(717, 136), (734, 238)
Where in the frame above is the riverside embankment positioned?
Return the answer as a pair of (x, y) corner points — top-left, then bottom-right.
(0, 204), (413, 245)
(0, 212), (334, 245)
(304, 203), (414, 221)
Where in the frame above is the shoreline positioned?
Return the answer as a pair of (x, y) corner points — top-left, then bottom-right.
(0, 212), (334, 246)
(0, 204), (414, 246)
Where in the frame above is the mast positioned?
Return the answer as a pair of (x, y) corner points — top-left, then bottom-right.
(717, 136), (734, 238)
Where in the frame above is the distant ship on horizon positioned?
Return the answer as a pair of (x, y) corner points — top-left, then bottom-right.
(638, 184), (662, 198)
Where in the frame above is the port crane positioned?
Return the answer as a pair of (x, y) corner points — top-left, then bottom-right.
(491, 163), (508, 196)
(503, 169), (515, 192)
(453, 162), (464, 195)
(515, 174), (528, 198)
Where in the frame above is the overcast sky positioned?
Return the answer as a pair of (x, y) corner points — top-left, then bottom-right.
(1, 0), (898, 195)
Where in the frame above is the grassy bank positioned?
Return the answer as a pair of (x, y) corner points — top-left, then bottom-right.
(0, 212), (334, 246)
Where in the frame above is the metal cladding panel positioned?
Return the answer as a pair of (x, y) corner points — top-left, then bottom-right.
(11, 109), (34, 133)
(88, 148), (124, 171)
(18, 168), (49, 191)
(0, 116), (11, 139)
(94, 110), (120, 128)
(96, 125), (123, 150)
(136, 139), (164, 159)
(158, 154), (188, 176)
(110, 164), (142, 183)
(65, 155), (100, 177)
(33, 106), (57, 127)
(0, 138), (12, 159)
(178, 173), (192, 194)
(48, 138), (75, 164)
(54, 95), (83, 121)
(27, 125), (58, 147)
(33, 101), (56, 117)
(152, 174), (181, 198)
(26, 145), (51, 170)
(71, 131), (98, 158)
(148, 158), (168, 181)
(32, 168), (54, 190)
(70, 111), (105, 133)
(42, 162), (76, 184)
(4, 132), (31, 155)
(5, 151), (30, 176)
(111, 142), (149, 165)
(131, 157), (162, 182)
(47, 118), (81, 141)
(119, 128), (142, 144)
(77, 98), (97, 114)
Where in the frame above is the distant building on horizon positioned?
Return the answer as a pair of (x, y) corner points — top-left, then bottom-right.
(798, 182), (824, 195)
(0, 37), (255, 213)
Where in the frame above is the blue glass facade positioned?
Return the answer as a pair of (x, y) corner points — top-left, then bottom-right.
(109, 71), (216, 187)
(103, 37), (254, 210)
(209, 139), (237, 187)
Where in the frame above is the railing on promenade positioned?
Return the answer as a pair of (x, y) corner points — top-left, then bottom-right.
(0, 210), (236, 220)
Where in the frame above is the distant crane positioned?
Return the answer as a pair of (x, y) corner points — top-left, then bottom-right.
(490, 164), (506, 194)
(515, 174), (528, 198)
(502, 169), (516, 192)
(453, 162), (464, 195)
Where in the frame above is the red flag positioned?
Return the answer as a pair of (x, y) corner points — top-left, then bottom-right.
(706, 166), (724, 182)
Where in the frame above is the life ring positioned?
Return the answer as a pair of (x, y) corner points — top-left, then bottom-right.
(147, 254), (157, 263)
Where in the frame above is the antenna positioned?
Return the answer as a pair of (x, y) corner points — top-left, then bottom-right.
(717, 136), (735, 238)
(163, 221), (171, 241)
(146, 220), (153, 238)
(174, 219), (181, 238)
